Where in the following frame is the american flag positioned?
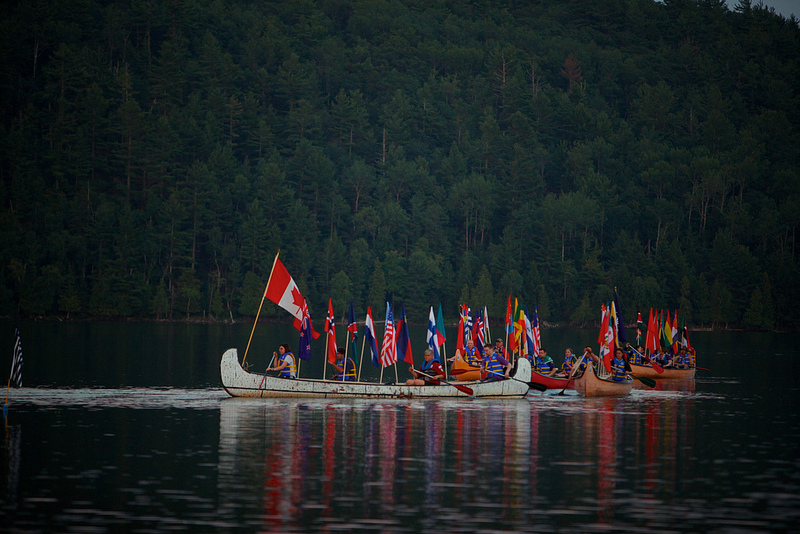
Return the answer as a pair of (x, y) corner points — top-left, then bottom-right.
(379, 302), (397, 368)
(10, 328), (22, 388)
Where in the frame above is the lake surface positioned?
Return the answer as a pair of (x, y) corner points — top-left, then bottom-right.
(1, 321), (799, 532)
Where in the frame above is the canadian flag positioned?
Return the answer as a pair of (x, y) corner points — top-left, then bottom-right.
(264, 256), (319, 338)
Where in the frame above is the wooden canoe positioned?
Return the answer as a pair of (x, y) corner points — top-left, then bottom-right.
(449, 349), (482, 381)
(629, 363), (696, 380)
(220, 348), (532, 399)
(573, 362), (633, 397)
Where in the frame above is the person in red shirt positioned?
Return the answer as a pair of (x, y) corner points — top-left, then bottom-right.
(406, 349), (445, 385)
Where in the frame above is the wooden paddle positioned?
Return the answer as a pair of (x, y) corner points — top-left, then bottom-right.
(628, 373), (656, 388)
(414, 369), (474, 396)
(557, 354), (585, 395)
(450, 368), (547, 392)
(631, 346), (664, 374)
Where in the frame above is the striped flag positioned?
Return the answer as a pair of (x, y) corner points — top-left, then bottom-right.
(379, 302), (397, 368)
(365, 307), (380, 368)
(532, 304), (541, 357)
(10, 329), (22, 388)
(636, 312), (643, 346)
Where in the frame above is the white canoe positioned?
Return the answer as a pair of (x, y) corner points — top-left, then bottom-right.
(629, 363), (696, 380)
(220, 348), (532, 399)
(574, 362), (633, 397)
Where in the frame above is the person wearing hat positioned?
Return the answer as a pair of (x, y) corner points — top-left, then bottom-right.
(494, 338), (507, 359)
(534, 348), (557, 376)
(330, 347), (356, 381)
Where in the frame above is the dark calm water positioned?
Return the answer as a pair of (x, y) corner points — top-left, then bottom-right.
(1, 321), (799, 533)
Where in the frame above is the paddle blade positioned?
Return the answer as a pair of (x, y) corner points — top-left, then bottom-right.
(449, 368), (470, 375)
(644, 354), (665, 374)
(527, 381), (547, 392)
(454, 384), (474, 396)
(633, 375), (656, 388)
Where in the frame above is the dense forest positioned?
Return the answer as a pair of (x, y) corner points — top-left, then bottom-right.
(1, 0), (799, 330)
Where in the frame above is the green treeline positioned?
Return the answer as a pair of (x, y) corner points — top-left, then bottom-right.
(0, 0), (798, 330)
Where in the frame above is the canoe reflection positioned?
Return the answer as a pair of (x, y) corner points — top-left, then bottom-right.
(217, 395), (696, 532)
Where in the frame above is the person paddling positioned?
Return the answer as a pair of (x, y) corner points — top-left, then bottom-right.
(407, 348), (445, 385)
(330, 347), (356, 381)
(267, 343), (296, 379)
(481, 344), (510, 382)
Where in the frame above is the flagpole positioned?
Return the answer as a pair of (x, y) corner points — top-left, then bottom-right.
(393, 362), (398, 384)
(243, 251), (280, 366)
(322, 328), (329, 381)
(357, 334), (366, 382)
(343, 331), (350, 382)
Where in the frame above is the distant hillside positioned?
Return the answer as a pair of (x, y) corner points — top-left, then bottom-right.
(1, 0), (798, 330)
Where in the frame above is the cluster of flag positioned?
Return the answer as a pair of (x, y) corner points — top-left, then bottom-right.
(453, 305), (491, 356)
(643, 308), (691, 354)
(504, 297), (541, 359)
(264, 255), (471, 375)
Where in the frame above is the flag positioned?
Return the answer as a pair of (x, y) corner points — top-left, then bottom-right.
(474, 311), (485, 355)
(347, 301), (358, 342)
(532, 304), (541, 356)
(483, 305), (491, 343)
(396, 304), (413, 366)
(427, 306), (441, 362)
(598, 303), (614, 372)
(324, 298), (338, 364)
(505, 296), (513, 339)
(436, 304), (447, 346)
(646, 308), (657, 352)
(365, 307), (380, 367)
(9, 329), (22, 388)
(263, 256), (320, 338)
(524, 305), (534, 357)
(613, 288), (627, 346)
(636, 312), (643, 346)
(663, 310), (673, 349)
(379, 302), (397, 368)
(456, 306), (465, 355)
(464, 306), (473, 343)
(681, 313), (692, 349)
(672, 310), (679, 352)
(512, 298), (524, 353)
(298, 304), (313, 361)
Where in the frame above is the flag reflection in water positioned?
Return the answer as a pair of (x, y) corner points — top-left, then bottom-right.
(217, 395), (696, 532)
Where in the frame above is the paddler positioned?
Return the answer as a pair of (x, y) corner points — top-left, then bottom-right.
(267, 343), (296, 379)
(481, 344), (510, 382)
(407, 348), (445, 385)
(330, 347), (356, 381)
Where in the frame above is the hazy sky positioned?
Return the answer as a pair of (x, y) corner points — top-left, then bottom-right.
(726, 0), (799, 19)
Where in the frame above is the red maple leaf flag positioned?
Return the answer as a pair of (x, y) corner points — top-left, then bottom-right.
(264, 256), (319, 338)
(324, 298), (338, 364)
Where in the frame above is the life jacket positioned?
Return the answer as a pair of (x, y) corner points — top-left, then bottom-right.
(484, 355), (506, 379)
(335, 357), (356, 380)
(610, 356), (627, 381)
(575, 356), (590, 376)
(629, 351), (642, 365)
(464, 346), (480, 366)
(563, 356), (574, 375)
(536, 357), (554, 374)
(279, 352), (296, 379)
(420, 359), (443, 384)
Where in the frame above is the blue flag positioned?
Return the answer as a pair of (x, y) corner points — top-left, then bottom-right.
(347, 300), (358, 342)
(396, 304), (413, 366)
(298, 314), (312, 361)
(365, 307), (380, 368)
(427, 306), (441, 363)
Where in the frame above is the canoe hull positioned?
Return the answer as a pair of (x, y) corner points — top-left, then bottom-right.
(531, 370), (575, 390)
(629, 363), (696, 380)
(220, 348), (532, 399)
(574, 363), (633, 397)
(450, 352), (482, 381)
